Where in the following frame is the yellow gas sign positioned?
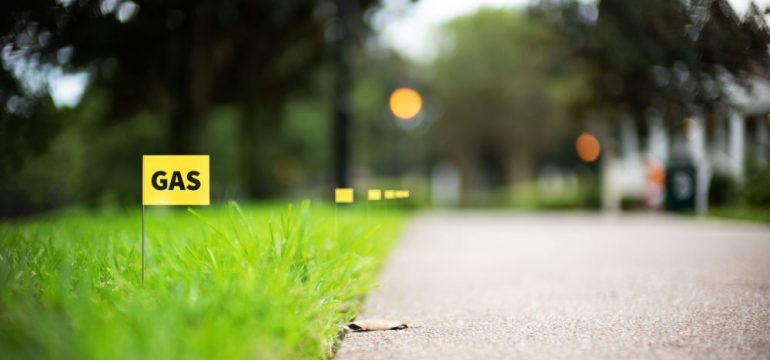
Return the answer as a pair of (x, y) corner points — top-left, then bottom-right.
(142, 155), (210, 206)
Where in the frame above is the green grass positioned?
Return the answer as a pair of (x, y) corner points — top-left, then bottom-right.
(709, 205), (770, 224)
(0, 201), (407, 359)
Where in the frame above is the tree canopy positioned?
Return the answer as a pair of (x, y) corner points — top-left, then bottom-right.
(0, 0), (379, 214)
(534, 0), (770, 126)
(431, 9), (588, 190)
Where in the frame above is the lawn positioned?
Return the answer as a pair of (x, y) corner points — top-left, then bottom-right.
(709, 206), (770, 224)
(0, 201), (407, 359)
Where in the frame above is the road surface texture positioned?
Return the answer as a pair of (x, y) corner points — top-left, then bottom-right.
(336, 212), (770, 359)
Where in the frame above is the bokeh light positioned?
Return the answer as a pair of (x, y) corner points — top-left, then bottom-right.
(389, 87), (423, 120)
(576, 132), (600, 163)
(647, 159), (665, 185)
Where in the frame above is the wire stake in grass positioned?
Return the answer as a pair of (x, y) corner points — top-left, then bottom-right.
(334, 188), (354, 242)
(140, 154), (211, 281)
(141, 204), (145, 284)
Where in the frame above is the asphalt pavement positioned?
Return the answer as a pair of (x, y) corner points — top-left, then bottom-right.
(336, 212), (770, 359)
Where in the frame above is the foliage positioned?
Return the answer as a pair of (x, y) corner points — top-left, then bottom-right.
(709, 205), (770, 223)
(0, 0), (378, 209)
(534, 0), (770, 127)
(708, 171), (740, 206)
(0, 201), (407, 359)
(0, 91), (167, 214)
(350, 52), (432, 178)
(431, 9), (588, 192)
(745, 165), (770, 206)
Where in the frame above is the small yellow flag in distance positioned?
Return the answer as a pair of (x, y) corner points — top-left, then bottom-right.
(143, 155), (210, 206)
(395, 190), (410, 199)
(335, 188), (354, 203)
(384, 190), (396, 199)
(368, 189), (382, 201)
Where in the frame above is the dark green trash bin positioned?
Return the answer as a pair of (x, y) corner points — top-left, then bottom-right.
(665, 162), (696, 212)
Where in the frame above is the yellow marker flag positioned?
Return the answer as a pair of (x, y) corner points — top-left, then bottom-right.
(143, 155), (210, 206)
(368, 189), (382, 201)
(335, 188), (354, 203)
(395, 190), (410, 199)
(384, 190), (396, 199)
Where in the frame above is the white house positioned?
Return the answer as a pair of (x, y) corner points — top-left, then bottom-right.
(603, 75), (770, 213)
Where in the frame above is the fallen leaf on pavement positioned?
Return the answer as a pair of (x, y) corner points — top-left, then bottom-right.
(347, 319), (408, 331)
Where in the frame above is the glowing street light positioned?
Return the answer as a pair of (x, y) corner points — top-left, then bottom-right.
(389, 87), (423, 120)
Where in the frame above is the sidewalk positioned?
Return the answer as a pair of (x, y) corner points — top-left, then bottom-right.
(337, 212), (770, 359)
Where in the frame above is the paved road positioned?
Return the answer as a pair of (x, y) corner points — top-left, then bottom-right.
(336, 212), (770, 359)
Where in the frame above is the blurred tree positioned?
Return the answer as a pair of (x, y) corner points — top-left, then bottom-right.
(431, 9), (588, 198)
(0, 0), (377, 214)
(350, 50), (430, 181)
(534, 0), (770, 131)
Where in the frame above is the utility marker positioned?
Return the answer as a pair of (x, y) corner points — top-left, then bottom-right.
(368, 189), (382, 201)
(142, 155), (210, 283)
(366, 189), (382, 227)
(334, 188), (354, 242)
(335, 188), (354, 203)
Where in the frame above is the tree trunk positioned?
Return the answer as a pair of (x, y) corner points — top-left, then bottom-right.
(169, 2), (212, 154)
(505, 145), (534, 186)
(331, 0), (356, 188)
(452, 151), (474, 206)
(238, 107), (280, 198)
